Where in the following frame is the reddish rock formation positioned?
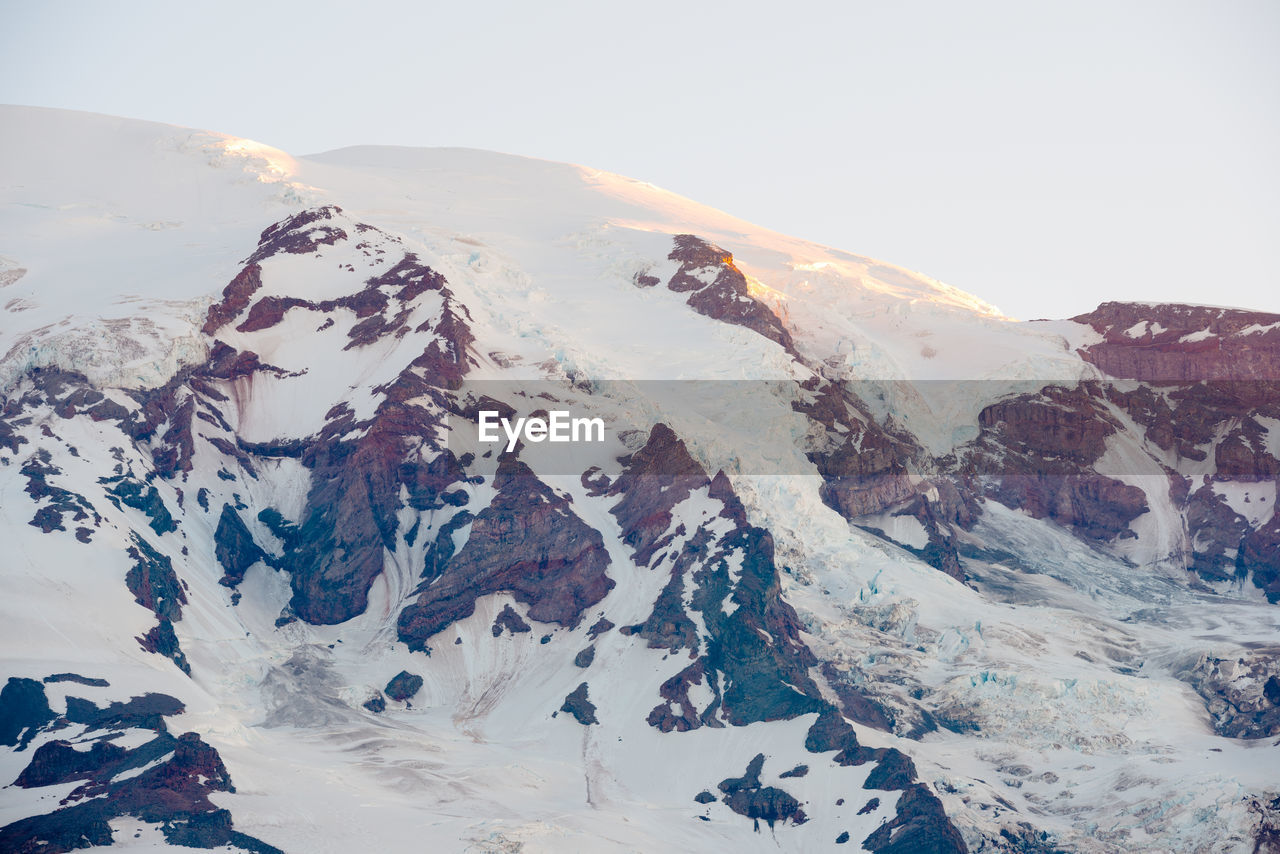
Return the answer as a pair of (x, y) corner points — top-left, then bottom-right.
(398, 457), (614, 649)
(1073, 302), (1280, 383)
(608, 422), (710, 565)
(202, 263), (262, 335)
(657, 235), (798, 356)
(245, 205), (348, 266)
(794, 380), (923, 520)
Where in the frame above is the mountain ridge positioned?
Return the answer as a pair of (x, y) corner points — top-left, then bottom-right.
(2, 108), (1278, 853)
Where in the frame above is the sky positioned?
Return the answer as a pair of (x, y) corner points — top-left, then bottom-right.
(2, 0), (1277, 320)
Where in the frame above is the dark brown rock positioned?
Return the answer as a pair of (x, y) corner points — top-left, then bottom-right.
(398, 458), (613, 648)
(862, 783), (968, 854)
(647, 661), (714, 732)
(664, 235), (798, 357)
(385, 671), (423, 702)
(491, 603), (531, 637)
(716, 754), (807, 830)
(1072, 302), (1280, 382)
(245, 205), (348, 265)
(202, 263), (262, 335)
(560, 682), (598, 725)
(214, 503), (266, 588)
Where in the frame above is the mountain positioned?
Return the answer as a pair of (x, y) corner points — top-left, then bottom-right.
(1, 105), (1277, 853)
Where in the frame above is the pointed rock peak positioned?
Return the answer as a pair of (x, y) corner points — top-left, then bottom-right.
(398, 458), (613, 651)
(614, 422), (709, 483)
(245, 204), (349, 265)
(658, 234), (798, 356)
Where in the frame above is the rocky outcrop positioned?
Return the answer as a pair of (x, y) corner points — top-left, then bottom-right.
(607, 425), (826, 727)
(1072, 302), (1280, 383)
(0, 677), (55, 750)
(103, 476), (177, 535)
(608, 422), (710, 563)
(1240, 512), (1280, 603)
(862, 783), (969, 854)
(0, 681), (277, 853)
(715, 753), (806, 831)
(137, 619), (191, 675)
(202, 263), (262, 336)
(123, 535), (190, 673)
(214, 503), (267, 588)
(384, 671), (423, 702)
(560, 682), (598, 725)
(971, 384), (1149, 542)
(491, 603), (532, 637)
(244, 205), (349, 267)
(795, 379), (923, 520)
(643, 235), (797, 356)
(1179, 647), (1280, 738)
(20, 448), (100, 536)
(399, 457), (614, 649)
(125, 534), (185, 622)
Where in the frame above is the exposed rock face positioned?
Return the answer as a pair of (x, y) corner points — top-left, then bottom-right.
(43, 673), (110, 687)
(609, 425), (824, 728)
(103, 476), (177, 535)
(214, 503), (267, 587)
(1179, 648), (1280, 738)
(384, 671), (423, 702)
(202, 263), (262, 336)
(125, 534), (186, 622)
(1241, 512), (1280, 603)
(862, 783), (969, 854)
(0, 677), (55, 749)
(971, 384), (1149, 542)
(560, 682), (598, 725)
(245, 205), (349, 266)
(0, 680), (276, 853)
(648, 235), (798, 356)
(794, 379), (923, 520)
(716, 753), (806, 830)
(12, 187), (1278, 852)
(1072, 302), (1280, 382)
(20, 447), (100, 535)
(399, 457), (614, 649)
(491, 603), (532, 637)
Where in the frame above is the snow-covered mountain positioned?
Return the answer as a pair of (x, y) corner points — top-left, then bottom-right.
(2, 105), (1278, 853)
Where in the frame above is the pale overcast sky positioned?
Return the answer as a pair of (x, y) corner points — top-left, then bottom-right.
(2, 0), (1276, 319)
